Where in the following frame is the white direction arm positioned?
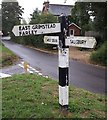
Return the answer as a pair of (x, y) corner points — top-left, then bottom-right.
(65, 36), (97, 48)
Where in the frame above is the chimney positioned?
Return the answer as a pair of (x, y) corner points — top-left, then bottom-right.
(43, 1), (49, 9)
(42, 1), (49, 14)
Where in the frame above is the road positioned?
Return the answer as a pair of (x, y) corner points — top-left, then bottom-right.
(2, 41), (106, 95)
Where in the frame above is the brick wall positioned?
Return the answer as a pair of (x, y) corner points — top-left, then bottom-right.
(69, 24), (81, 36)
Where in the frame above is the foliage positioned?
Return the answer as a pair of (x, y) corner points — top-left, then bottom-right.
(71, 2), (107, 39)
(22, 9), (58, 49)
(30, 11), (58, 24)
(90, 41), (107, 66)
(72, 2), (90, 35)
(0, 42), (18, 68)
(90, 2), (107, 32)
(2, 2), (24, 36)
(21, 18), (27, 25)
(2, 74), (106, 118)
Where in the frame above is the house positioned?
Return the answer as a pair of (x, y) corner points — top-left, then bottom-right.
(42, 1), (73, 16)
(69, 23), (81, 36)
(42, 1), (81, 36)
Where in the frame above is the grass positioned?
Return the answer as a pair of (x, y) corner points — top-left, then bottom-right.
(0, 42), (18, 68)
(2, 74), (107, 119)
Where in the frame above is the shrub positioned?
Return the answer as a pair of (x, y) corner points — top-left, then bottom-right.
(90, 41), (107, 66)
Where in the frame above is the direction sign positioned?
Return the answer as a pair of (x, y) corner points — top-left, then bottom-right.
(12, 23), (61, 36)
(44, 36), (59, 45)
(65, 36), (96, 48)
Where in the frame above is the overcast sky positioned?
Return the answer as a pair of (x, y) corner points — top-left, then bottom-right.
(0, 0), (76, 22)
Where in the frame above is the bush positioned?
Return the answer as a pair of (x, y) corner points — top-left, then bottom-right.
(95, 36), (104, 49)
(26, 13), (58, 50)
(90, 41), (107, 66)
(10, 12), (58, 50)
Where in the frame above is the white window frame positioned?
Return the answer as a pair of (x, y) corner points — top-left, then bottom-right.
(69, 29), (74, 36)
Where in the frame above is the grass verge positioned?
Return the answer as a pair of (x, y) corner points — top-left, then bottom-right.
(2, 74), (106, 119)
(0, 42), (18, 68)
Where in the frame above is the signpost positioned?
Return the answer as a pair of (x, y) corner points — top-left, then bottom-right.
(12, 16), (96, 113)
(44, 36), (59, 45)
(58, 15), (69, 112)
(44, 36), (96, 48)
(65, 36), (96, 48)
(12, 23), (61, 36)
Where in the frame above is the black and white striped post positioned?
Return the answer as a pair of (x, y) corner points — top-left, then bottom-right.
(58, 15), (69, 111)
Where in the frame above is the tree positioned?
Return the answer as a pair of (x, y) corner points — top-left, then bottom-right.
(72, 2), (90, 35)
(30, 9), (58, 24)
(2, 1), (24, 36)
(90, 2), (107, 32)
(22, 9), (58, 49)
(30, 8), (41, 24)
(21, 18), (27, 25)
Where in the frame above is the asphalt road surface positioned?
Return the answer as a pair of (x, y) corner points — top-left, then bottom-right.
(2, 41), (107, 95)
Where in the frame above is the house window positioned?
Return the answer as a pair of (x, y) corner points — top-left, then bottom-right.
(70, 29), (74, 36)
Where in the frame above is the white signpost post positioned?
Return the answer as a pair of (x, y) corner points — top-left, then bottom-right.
(12, 16), (96, 113)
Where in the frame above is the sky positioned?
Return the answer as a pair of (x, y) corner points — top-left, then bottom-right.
(18, 0), (76, 21)
(0, 0), (76, 22)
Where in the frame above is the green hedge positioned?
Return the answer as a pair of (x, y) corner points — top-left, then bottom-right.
(11, 13), (58, 50)
(90, 41), (107, 66)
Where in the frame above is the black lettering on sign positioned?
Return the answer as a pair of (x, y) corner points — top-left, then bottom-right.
(70, 40), (75, 44)
(25, 26), (27, 30)
(32, 24), (56, 30)
(45, 24), (48, 29)
(39, 25), (43, 29)
(21, 26), (25, 30)
(19, 26), (22, 31)
(28, 26), (30, 30)
(25, 31), (30, 35)
(19, 31), (22, 36)
(52, 24), (56, 28)
(50, 24), (53, 28)
(22, 31), (25, 36)
(52, 39), (57, 42)
(19, 26), (30, 31)
(76, 40), (79, 44)
(47, 39), (51, 42)
(76, 40), (86, 44)
(32, 25), (38, 29)
(19, 30), (30, 36)
(34, 30), (37, 34)
(81, 40), (86, 44)
(32, 30), (37, 35)
(42, 25), (45, 29)
(47, 39), (49, 42)
(70, 39), (86, 44)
